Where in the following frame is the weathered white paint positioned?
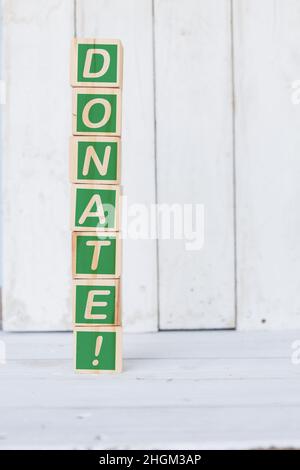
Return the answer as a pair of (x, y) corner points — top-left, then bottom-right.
(2, 0), (73, 330)
(76, 0), (158, 332)
(1, 330), (300, 449)
(154, 0), (235, 329)
(234, 0), (300, 329)
(3, 0), (300, 332)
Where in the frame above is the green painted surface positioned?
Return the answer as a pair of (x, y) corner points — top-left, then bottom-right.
(76, 93), (117, 133)
(76, 234), (117, 276)
(77, 44), (118, 84)
(75, 284), (116, 325)
(76, 331), (116, 370)
(77, 140), (118, 182)
(75, 187), (117, 229)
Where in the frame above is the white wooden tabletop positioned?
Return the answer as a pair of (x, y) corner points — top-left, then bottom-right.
(0, 330), (300, 449)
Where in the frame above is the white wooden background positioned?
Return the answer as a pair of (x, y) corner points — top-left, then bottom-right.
(1, 0), (300, 332)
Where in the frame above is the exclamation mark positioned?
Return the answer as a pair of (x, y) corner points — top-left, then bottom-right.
(92, 335), (103, 367)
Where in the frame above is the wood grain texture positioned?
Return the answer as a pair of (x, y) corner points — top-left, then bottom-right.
(1, 330), (300, 449)
(4, 0), (300, 332)
(154, 0), (235, 329)
(233, 0), (300, 329)
(76, 0), (158, 331)
(2, 0), (74, 330)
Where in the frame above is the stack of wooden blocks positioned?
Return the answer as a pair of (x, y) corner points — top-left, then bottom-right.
(70, 39), (123, 373)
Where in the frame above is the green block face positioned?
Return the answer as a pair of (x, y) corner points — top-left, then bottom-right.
(75, 330), (118, 371)
(73, 185), (118, 230)
(74, 280), (119, 325)
(73, 90), (121, 136)
(72, 39), (122, 87)
(71, 137), (119, 184)
(77, 44), (118, 84)
(73, 233), (120, 278)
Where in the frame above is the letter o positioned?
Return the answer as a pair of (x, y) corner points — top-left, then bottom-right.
(82, 98), (111, 129)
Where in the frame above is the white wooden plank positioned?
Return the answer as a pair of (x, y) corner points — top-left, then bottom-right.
(234, 0), (300, 329)
(2, 373), (300, 408)
(1, 331), (299, 379)
(1, 331), (300, 449)
(76, 0), (157, 332)
(2, 330), (298, 359)
(1, 0), (74, 330)
(1, 407), (300, 450)
(154, 0), (235, 329)
(1, 357), (298, 380)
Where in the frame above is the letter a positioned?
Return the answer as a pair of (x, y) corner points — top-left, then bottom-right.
(79, 194), (106, 226)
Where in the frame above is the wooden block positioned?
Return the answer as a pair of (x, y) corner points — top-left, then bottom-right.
(71, 184), (120, 231)
(73, 279), (121, 326)
(72, 231), (121, 279)
(71, 38), (123, 88)
(70, 136), (121, 185)
(72, 88), (122, 136)
(74, 326), (122, 373)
